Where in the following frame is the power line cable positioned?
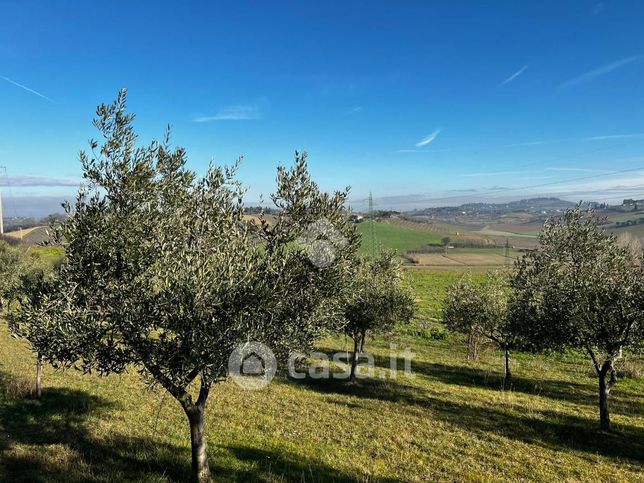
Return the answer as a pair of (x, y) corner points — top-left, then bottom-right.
(352, 138), (644, 206)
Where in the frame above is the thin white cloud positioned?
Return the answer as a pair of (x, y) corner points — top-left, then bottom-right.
(0, 175), (80, 187)
(0, 75), (54, 102)
(193, 104), (260, 122)
(461, 170), (528, 177)
(504, 140), (549, 147)
(584, 133), (644, 141)
(518, 175), (557, 181)
(543, 171), (644, 194)
(415, 129), (441, 147)
(501, 65), (528, 85)
(546, 167), (612, 173)
(558, 56), (641, 91)
(344, 106), (362, 115)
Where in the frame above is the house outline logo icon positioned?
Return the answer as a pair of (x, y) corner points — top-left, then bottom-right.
(228, 341), (277, 390)
(296, 217), (348, 268)
(241, 353), (265, 376)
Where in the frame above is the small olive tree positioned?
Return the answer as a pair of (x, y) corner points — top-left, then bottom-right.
(510, 206), (643, 431)
(443, 271), (515, 388)
(343, 251), (414, 382)
(10, 90), (360, 481)
(1, 241), (51, 397)
(0, 241), (24, 310)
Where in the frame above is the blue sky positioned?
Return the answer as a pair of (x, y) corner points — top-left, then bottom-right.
(2, 0), (644, 215)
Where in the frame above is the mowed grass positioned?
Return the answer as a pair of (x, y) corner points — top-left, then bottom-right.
(0, 270), (643, 482)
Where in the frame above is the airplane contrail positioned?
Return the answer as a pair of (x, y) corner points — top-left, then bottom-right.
(0, 75), (54, 102)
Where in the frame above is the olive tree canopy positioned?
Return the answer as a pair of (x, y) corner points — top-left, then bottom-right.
(510, 206), (643, 430)
(342, 251), (414, 381)
(443, 271), (515, 388)
(10, 90), (360, 481)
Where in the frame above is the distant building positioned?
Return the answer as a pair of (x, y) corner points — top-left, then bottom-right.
(620, 199), (644, 212)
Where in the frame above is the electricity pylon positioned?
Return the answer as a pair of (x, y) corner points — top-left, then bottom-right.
(368, 192), (376, 257)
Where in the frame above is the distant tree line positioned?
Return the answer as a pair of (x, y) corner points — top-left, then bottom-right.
(614, 217), (644, 228)
(242, 206), (280, 215)
(409, 239), (500, 254)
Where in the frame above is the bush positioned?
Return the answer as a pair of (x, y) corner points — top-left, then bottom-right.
(401, 323), (448, 340)
(620, 358), (644, 379)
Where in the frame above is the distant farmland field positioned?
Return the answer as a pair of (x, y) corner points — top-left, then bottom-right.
(604, 210), (644, 223)
(411, 252), (514, 269)
(356, 221), (443, 254)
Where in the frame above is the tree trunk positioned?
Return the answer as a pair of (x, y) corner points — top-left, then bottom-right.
(349, 336), (359, 382)
(36, 354), (43, 398)
(467, 328), (481, 361)
(179, 380), (211, 482)
(597, 360), (615, 431)
(502, 344), (512, 390)
(359, 330), (366, 353)
(598, 376), (611, 431)
(186, 405), (210, 482)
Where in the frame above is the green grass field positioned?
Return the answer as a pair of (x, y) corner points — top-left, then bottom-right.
(357, 221), (443, 254)
(1, 269), (642, 482)
(604, 210), (644, 224)
(28, 246), (65, 265)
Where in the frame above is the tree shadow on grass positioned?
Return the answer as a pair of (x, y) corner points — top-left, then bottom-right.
(213, 445), (394, 482)
(314, 347), (644, 417)
(290, 371), (644, 466)
(0, 377), (192, 482)
(404, 359), (644, 418)
(0, 371), (375, 482)
(425, 394), (644, 466)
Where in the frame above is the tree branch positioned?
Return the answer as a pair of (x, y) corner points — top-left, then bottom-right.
(607, 361), (618, 391)
(196, 373), (210, 408)
(585, 345), (601, 375)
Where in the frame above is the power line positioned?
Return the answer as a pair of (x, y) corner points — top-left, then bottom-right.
(354, 164), (644, 207)
(351, 137), (644, 206)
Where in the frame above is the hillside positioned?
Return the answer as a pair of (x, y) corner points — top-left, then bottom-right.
(0, 270), (642, 481)
(4, 226), (52, 246)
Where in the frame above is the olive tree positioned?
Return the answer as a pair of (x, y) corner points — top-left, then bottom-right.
(443, 271), (515, 388)
(510, 206), (643, 430)
(1, 241), (51, 397)
(342, 251), (414, 382)
(10, 90), (359, 481)
(0, 241), (24, 310)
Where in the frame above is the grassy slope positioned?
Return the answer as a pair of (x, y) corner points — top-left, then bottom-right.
(356, 221), (443, 255)
(29, 246), (65, 264)
(1, 270), (642, 482)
